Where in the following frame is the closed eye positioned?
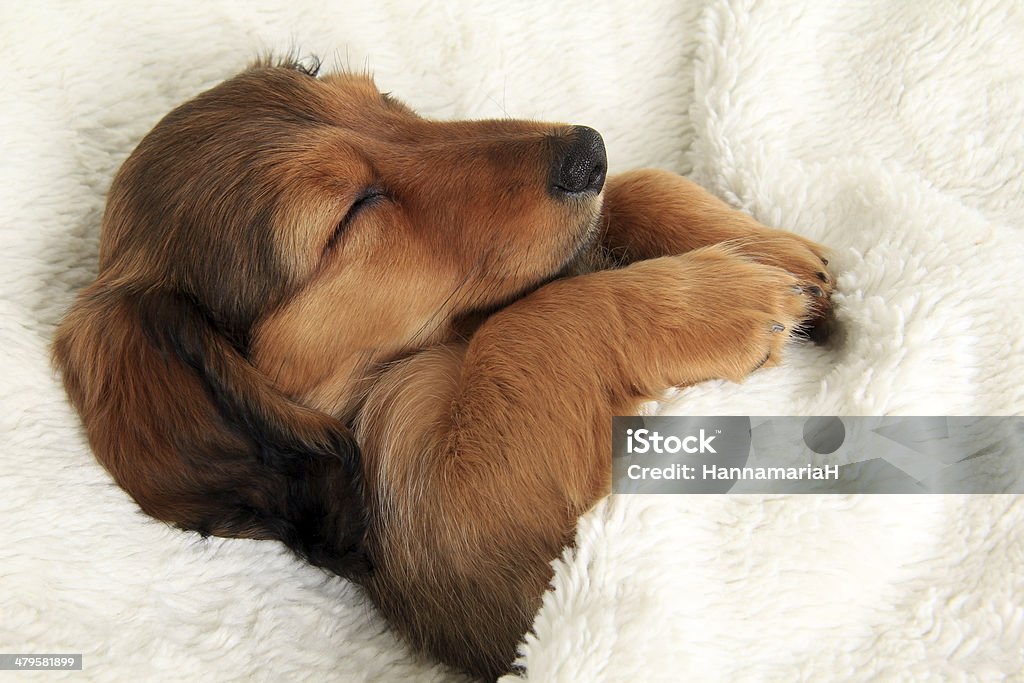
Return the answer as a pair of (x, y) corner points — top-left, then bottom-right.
(326, 186), (387, 250)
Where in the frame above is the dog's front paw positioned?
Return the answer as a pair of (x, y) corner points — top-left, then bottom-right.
(692, 247), (813, 379)
(722, 230), (835, 343)
(642, 246), (817, 386)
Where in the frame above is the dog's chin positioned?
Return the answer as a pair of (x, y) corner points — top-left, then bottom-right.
(554, 211), (610, 278)
(450, 214), (606, 337)
(523, 211), (609, 290)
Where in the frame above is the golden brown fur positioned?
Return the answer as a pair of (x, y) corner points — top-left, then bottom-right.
(54, 58), (833, 680)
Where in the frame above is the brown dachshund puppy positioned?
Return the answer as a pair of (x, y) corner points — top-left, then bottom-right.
(54, 58), (833, 680)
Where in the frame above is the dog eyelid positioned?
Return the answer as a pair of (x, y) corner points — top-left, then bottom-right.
(349, 186), (387, 213)
(326, 186), (387, 250)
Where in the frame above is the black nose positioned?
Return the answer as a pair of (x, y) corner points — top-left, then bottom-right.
(551, 126), (607, 196)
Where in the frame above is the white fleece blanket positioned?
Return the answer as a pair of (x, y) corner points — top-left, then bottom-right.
(2, 1), (1021, 681)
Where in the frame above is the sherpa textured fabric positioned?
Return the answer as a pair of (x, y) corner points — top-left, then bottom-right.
(2, 1), (1021, 681)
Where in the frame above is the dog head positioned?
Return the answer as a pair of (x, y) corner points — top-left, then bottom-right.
(232, 62), (608, 414)
(54, 57), (606, 575)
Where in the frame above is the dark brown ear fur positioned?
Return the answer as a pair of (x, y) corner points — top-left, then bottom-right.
(53, 60), (370, 579)
(54, 279), (370, 579)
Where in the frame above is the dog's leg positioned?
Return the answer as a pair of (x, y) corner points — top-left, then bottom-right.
(357, 245), (814, 680)
(601, 169), (833, 336)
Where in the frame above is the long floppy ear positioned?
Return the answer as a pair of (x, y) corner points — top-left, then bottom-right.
(54, 280), (371, 579)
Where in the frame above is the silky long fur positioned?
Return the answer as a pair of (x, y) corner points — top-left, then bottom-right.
(54, 61), (833, 680)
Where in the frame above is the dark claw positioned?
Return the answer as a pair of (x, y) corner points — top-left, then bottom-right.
(821, 257), (829, 266)
(816, 271), (829, 283)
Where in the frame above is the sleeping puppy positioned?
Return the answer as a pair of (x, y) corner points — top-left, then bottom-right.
(54, 57), (833, 680)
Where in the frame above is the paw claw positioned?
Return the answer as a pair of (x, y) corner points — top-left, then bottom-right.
(816, 271), (829, 283)
(770, 322), (785, 334)
(807, 285), (824, 297)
